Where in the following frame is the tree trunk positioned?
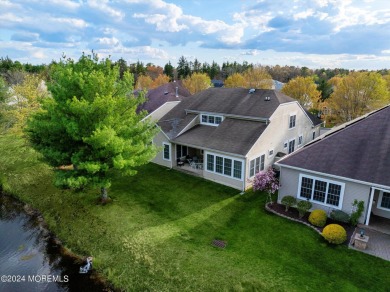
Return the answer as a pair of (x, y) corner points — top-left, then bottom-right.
(100, 187), (108, 202)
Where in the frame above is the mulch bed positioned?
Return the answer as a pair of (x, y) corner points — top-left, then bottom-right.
(266, 202), (356, 245)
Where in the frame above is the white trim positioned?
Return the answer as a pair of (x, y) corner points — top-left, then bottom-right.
(298, 134), (303, 146)
(200, 114), (224, 126)
(176, 115), (198, 137)
(377, 190), (390, 211)
(185, 109), (270, 123)
(268, 149), (274, 157)
(141, 101), (181, 122)
(288, 138), (295, 154)
(297, 173), (345, 210)
(205, 151), (244, 181)
(249, 153), (266, 178)
(288, 113), (297, 129)
(276, 164), (390, 191)
(365, 187), (376, 225)
(171, 142), (246, 159)
(162, 142), (171, 161)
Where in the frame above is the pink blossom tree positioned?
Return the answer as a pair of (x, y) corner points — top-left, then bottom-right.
(253, 168), (279, 203)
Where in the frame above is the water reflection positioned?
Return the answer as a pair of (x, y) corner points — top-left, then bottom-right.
(0, 193), (113, 291)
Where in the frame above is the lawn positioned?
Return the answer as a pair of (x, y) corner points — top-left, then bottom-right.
(1, 134), (390, 291)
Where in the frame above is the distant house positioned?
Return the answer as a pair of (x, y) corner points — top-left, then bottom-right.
(137, 81), (191, 121)
(211, 79), (224, 87)
(276, 105), (390, 225)
(272, 80), (284, 91)
(152, 87), (322, 191)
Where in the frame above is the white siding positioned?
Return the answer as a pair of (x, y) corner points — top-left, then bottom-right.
(245, 102), (320, 189)
(278, 167), (371, 224)
(151, 131), (173, 168)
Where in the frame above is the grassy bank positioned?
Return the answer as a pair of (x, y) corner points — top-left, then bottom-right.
(1, 133), (390, 291)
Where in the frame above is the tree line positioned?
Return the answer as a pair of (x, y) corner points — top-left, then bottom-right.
(2, 55), (390, 127)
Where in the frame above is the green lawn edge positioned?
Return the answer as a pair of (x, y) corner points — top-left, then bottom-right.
(1, 133), (390, 291)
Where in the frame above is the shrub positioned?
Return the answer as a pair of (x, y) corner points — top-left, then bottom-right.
(330, 210), (350, 223)
(322, 224), (347, 244)
(309, 209), (327, 227)
(297, 200), (312, 218)
(281, 195), (297, 211)
(350, 200), (364, 226)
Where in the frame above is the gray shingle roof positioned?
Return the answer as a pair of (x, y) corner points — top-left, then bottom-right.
(137, 81), (190, 114)
(182, 87), (294, 117)
(158, 87), (321, 156)
(173, 118), (268, 156)
(277, 105), (390, 187)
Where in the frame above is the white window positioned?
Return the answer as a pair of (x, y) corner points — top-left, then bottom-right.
(378, 191), (390, 211)
(288, 139), (295, 154)
(249, 154), (265, 177)
(298, 174), (345, 209)
(200, 114), (223, 126)
(312, 131), (316, 140)
(298, 135), (303, 146)
(176, 144), (188, 158)
(163, 143), (171, 161)
(289, 115), (296, 129)
(206, 152), (243, 180)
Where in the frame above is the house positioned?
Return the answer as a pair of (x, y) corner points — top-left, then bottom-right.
(152, 87), (322, 191)
(276, 105), (390, 225)
(137, 81), (191, 122)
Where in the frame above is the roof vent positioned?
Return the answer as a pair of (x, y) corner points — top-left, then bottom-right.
(264, 96), (271, 101)
(249, 88), (255, 94)
(164, 91), (169, 95)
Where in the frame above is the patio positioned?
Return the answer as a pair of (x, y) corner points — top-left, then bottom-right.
(350, 215), (390, 261)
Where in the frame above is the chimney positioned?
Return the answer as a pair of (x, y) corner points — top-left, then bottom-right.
(175, 86), (179, 97)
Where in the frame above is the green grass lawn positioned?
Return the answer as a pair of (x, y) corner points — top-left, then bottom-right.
(1, 134), (390, 291)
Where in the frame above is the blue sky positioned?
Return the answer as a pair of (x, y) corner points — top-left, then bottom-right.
(1, 0), (390, 69)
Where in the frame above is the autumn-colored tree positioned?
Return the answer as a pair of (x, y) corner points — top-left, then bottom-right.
(328, 72), (389, 123)
(224, 73), (246, 88)
(183, 73), (211, 94)
(146, 64), (163, 80)
(135, 75), (153, 90)
(151, 74), (170, 89)
(6, 74), (48, 132)
(382, 74), (390, 94)
(242, 66), (273, 89)
(281, 76), (321, 109)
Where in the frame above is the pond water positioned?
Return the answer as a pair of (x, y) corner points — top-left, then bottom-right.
(0, 193), (112, 291)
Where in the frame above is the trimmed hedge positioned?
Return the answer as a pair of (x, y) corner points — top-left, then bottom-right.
(281, 195), (297, 211)
(322, 224), (347, 244)
(309, 209), (327, 227)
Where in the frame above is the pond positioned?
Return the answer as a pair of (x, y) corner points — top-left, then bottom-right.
(0, 192), (113, 291)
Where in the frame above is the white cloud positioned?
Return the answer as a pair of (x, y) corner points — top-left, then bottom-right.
(97, 37), (120, 46)
(87, 0), (125, 21)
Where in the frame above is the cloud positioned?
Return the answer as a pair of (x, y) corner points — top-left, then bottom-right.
(11, 32), (39, 42)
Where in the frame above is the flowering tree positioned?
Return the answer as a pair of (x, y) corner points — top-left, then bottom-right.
(253, 168), (279, 203)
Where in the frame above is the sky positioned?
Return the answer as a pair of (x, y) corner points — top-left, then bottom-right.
(1, 0), (390, 70)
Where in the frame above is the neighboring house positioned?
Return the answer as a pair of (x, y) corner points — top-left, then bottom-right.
(272, 80), (284, 91)
(152, 87), (322, 191)
(137, 81), (191, 122)
(276, 105), (390, 225)
(211, 79), (224, 87)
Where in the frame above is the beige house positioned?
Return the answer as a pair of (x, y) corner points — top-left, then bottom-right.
(276, 105), (390, 225)
(152, 88), (322, 191)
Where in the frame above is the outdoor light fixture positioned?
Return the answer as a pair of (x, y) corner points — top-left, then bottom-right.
(360, 228), (365, 238)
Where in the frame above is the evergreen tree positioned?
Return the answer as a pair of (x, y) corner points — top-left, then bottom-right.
(26, 53), (158, 202)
